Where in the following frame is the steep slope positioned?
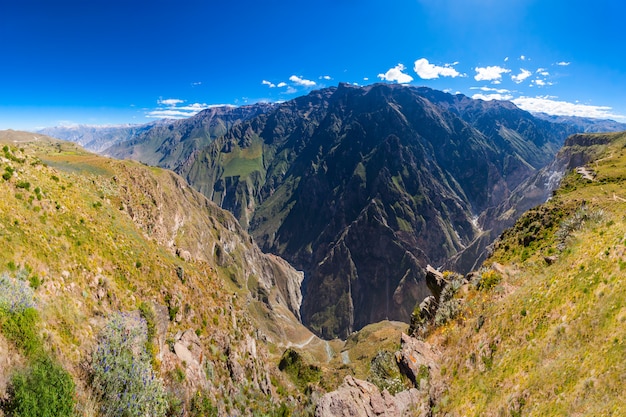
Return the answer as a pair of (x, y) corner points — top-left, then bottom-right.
(175, 83), (572, 338)
(432, 131), (626, 415)
(104, 103), (276, 171)
(0, 130), (316, 416)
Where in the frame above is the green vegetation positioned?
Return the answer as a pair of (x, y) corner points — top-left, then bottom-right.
(367, 350), (406, 394)
(4, 357), (75, 417)
(0, 271), (76, 417)
(278, 348), (322, 391)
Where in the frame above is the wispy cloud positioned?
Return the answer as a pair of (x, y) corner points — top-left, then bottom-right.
(511, 69), (532, 84)
(320, 75), (332, 80)
(470, 86), (511, 94)
(378, 63), (414, 84)
(158, 98), (184, 106)
(277, 82), (287, 88)
(289, 75), (316, 87)
(472, 93), (514, 101)
(262, 80), (276, 88)
(147, 98), (227, 119)
(474, 66), (511, 83)
(556, 61), (570, 66)
(413, 58), (462, 79)
(513, 96), (625, 121)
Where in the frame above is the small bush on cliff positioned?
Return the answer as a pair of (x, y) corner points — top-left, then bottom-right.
(367, 350), (405, 394)
(434, 273), (464, 327)
(4, 356), (75, 417)
(91, 313), (167, 417)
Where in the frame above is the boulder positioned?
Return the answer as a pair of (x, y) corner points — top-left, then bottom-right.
(315, 375), (422, 417)
(395, 333), (440, 388)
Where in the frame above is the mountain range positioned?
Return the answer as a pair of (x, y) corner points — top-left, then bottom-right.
(52, 83), (618, 339)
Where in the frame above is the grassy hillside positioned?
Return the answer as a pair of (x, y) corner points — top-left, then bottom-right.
(432, 131), (626, 415)
(0, 131), (312, 416)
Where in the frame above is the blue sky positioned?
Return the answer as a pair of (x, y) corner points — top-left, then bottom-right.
(1, 0), (625, 129)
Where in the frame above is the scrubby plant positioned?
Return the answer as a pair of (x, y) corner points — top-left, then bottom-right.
(555, 205), (604, 250)
(16, 180), (31, 190)
(278, 348), (321, 391)
(90, 312), (168, 417)
(0, 272), (36, 313)
(189, 391), (218, 417)
(367, 350), (406, 394)
(4, 356), (75, 417)
(434, 273), (465, 327)
(475, 268), (502, 291)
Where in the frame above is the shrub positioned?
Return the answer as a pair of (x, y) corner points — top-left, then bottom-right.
(91, 313), (168, 417)
(434, 273), (464, 327)
(0, 272), (36, 313)
(4, 356), (75, 417)
(476, 268), (501, 291)
(16, 181), (30, 190)
(278, 348), (321, 391)
(1, 308), (41, 356)
(189, 391), (218, 417)
(555, 205), (604, 250)
(367, 350), (405, 394)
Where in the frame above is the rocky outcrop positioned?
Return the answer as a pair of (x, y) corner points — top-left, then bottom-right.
(315, 376), (424, 417)
(315, 333), (445, 417)
(395, 333), (442, 398)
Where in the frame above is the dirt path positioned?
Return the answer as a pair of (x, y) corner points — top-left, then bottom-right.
(286, 334), (316, 349)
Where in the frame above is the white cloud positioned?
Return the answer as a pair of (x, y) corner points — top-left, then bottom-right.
(504, 56), (509, 62)
(532, 79), (547, 87)
(471, 86), (511, 94)
(413, 58), (461, 79)
(472, 93), (514, 101)
(513, 96), (625, 120)
(474, 66), (511, 82)
(536, 68), (550, 76)
(511, 69), (532, 84)
(556, 61), (570, 66)
(520, 55), (527, 61)
(158, 98), (184, 106)
(363, 77), (369, 81)
(289, 75), (316, 87)
(191, 81), (202, 86)
(277, 82), (287, 88)
(262, 80), (276, 88)
(147, 99), (224, 119)
(320, 75), (331, 80)
(378, 63), (414, 84)
(285, 86), (297, 94)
